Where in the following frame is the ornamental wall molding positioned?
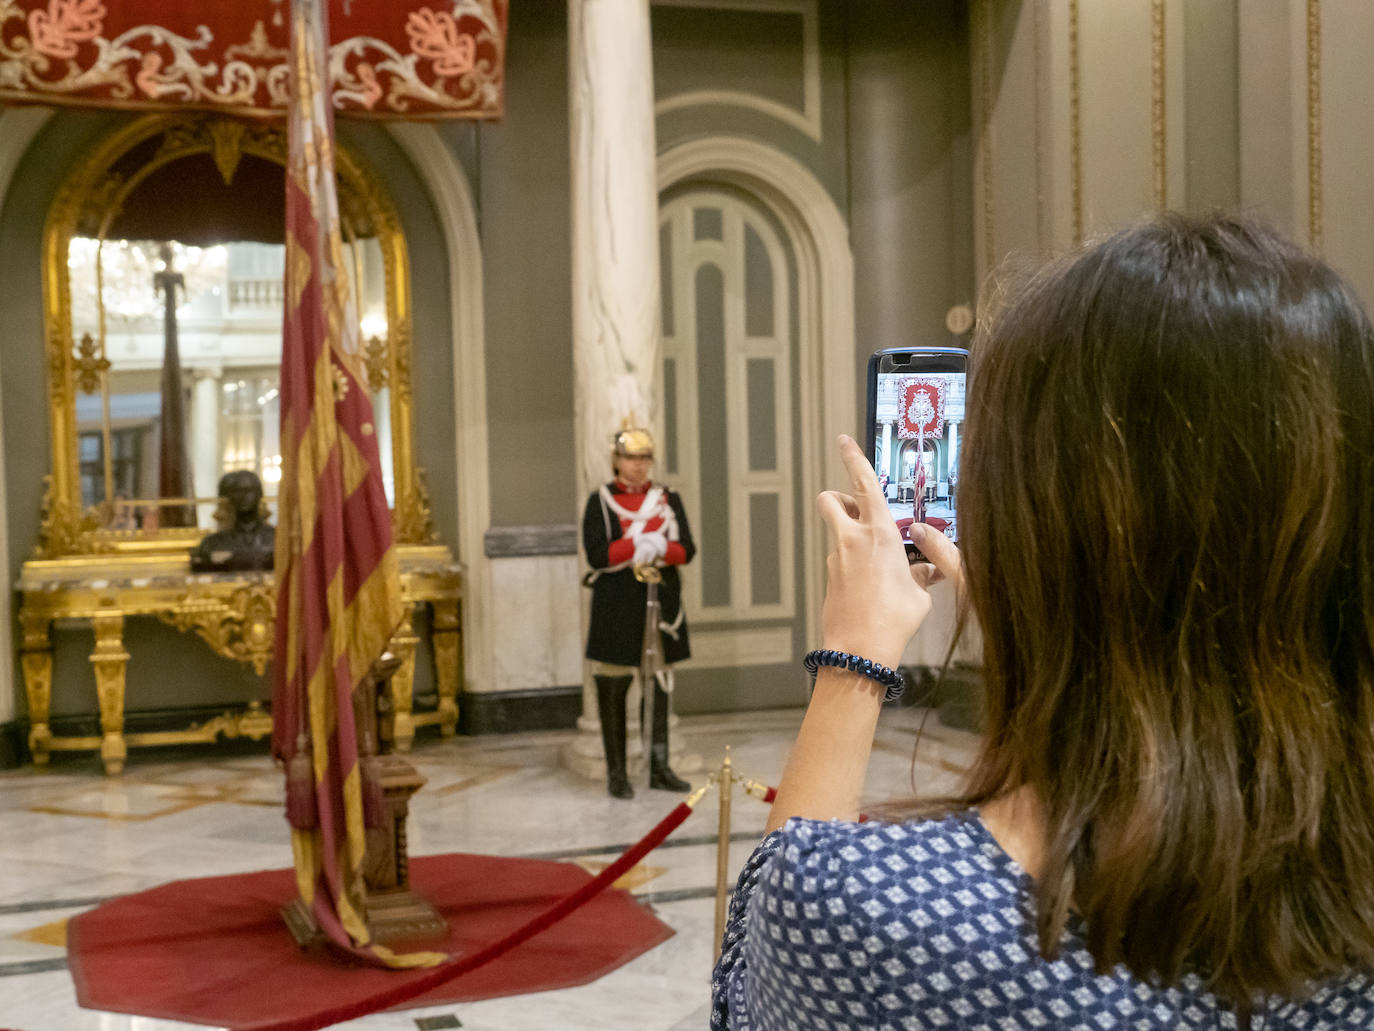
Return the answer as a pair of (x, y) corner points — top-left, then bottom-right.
(651, 0), (822, 141)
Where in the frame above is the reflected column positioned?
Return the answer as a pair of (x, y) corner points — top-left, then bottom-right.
(373, 387), (394, 506)
(190, 366), (221, 528)
(947, 420), (959, 510)
(261, 385), (281, 507)
(565, 0), (668, 782)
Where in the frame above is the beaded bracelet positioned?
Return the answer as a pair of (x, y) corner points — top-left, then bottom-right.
(803, 648), (906, 702)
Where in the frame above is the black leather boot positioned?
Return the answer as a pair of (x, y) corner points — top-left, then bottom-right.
(644, 679), (690, 792)
(595, 674), (634, 799)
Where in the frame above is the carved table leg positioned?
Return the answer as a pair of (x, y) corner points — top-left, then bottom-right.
(19, 611), (53, 766)
(431, 598), (461, 737)
(90, 613), (130, 775)
(386, 604), (421, 753)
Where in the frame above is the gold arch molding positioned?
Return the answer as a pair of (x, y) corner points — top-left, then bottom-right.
(39, 112), (435, 557)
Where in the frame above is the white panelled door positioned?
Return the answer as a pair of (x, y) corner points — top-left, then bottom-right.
(659, 189), (799, 671)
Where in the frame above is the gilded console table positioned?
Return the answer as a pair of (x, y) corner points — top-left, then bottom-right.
(17, 545), (462, 774)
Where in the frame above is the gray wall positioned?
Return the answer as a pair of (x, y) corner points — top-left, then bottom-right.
(847, 0), (975, 408)
(337, 121), (459, 547)
(1184, 0), (1240, 213)
(653, 0), (851, 209)
(474, 0), (577, 526)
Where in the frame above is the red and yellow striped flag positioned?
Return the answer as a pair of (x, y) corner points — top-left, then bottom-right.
(271, 0), (443, 968)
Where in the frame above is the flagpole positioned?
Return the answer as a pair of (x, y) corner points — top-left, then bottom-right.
(274, 0), (440, 968)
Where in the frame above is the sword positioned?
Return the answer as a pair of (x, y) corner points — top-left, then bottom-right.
(634, 563), (663, 792)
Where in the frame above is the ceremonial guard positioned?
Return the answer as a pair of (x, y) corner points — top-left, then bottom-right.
(583, 424), (694, 798)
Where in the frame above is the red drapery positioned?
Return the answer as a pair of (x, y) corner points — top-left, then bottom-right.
(898, 378), (947, 439)
(0, 0), (506, 119)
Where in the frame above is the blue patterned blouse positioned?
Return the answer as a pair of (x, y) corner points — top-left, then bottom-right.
(711, 813), (1374, 1030)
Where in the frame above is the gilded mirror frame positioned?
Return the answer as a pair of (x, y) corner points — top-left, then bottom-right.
(38, 112), (433, 557)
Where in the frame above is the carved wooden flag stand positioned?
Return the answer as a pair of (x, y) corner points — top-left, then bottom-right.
(282, 652), (447, 949)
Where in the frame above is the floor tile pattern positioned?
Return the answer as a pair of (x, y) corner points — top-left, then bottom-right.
(0, 707), (977, 1031)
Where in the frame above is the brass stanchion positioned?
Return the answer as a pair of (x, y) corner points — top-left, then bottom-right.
(713, 747), (734, 960)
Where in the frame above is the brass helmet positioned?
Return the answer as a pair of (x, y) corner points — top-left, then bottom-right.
(611, 418), (654, 472)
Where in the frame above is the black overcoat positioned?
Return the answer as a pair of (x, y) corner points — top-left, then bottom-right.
(583, 484), (695, 666)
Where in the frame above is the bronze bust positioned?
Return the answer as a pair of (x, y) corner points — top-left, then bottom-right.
(189, 470), (276, 572)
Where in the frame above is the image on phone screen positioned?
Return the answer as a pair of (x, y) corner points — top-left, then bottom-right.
(868, 350), (966, 554)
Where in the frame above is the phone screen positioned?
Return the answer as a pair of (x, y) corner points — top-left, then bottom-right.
(865, 348), (968, 556)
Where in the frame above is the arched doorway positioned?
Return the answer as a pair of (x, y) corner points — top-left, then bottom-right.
(385, 123), (492, 696)
(659, 185), (798, 627)
(658, 138), (855, 710)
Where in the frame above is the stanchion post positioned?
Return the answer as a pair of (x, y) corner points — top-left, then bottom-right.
(713, 747), (734, 961)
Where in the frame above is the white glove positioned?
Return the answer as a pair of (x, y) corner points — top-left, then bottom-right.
(632, 531), (668, 566)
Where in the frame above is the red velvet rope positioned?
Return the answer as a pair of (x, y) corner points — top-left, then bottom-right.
(239, 800), (698, 1031)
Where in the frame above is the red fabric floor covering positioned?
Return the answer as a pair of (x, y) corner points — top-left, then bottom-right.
(67, 853), (675, 1028)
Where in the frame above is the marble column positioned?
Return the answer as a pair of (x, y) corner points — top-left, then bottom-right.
(564, 0), (683, 783)
(568, 0), (660, 493)
(190, 367), (221, 529)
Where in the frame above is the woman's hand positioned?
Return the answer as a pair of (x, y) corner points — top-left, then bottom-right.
(817, 435), (962, 669)
(763, 436), (963, 834)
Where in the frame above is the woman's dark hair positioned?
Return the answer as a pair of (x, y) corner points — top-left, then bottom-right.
(951, 213), (1374, 1002)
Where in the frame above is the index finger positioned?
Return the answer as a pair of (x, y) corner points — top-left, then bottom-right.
(907, 522), (964, 595)
(835, 434), (887, 523)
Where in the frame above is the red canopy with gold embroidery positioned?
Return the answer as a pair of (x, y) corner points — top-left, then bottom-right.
(898, 378), (947, 439)
(0, 0), (506, 119)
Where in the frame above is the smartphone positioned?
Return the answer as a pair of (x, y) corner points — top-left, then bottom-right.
(864, 347), (968, 562)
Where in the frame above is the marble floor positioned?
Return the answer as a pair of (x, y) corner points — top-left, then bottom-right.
(0, 706), (979, 1031)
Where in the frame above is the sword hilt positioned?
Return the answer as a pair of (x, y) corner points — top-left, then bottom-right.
(633, 563), (663, 584)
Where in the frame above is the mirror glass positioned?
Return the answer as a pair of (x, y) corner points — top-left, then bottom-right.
(65, 233), (392, 534)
